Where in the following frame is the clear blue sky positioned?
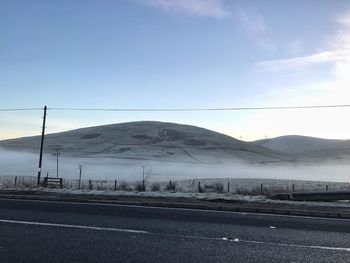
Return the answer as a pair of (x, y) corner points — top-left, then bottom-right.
(1, 0), (350, 140)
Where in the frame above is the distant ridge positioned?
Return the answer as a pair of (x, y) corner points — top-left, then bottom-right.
(254, 135), (350, 161)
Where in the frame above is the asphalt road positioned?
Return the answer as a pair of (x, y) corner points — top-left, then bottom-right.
(0, 199), (350, 263)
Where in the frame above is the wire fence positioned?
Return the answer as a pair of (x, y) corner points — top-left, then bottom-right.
(2, 175), (350, 196)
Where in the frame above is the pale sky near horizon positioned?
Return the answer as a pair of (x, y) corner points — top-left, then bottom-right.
(1, 0), (350, 141)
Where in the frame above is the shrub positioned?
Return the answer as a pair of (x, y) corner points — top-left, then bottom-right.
(235, 186), (270, 196)
(198, 182), (204, 193)
(213, 182), (224, 193)
(1, 179), (13, 189)
(119, 181), (131, 191)
(165, 180), (176, 191)
(96, 183), (108, 190)
(204, 184), (214, 190)
(151, 182), (161, 191)
(134, 181), (146, 192)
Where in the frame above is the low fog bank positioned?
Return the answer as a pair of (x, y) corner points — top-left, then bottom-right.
(0, 148), (350, 182)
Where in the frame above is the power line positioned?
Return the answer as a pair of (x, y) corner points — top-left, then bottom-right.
(0, 108), (43, 112)
(49, 104), (350, 112)
(2, 104), (350, 112)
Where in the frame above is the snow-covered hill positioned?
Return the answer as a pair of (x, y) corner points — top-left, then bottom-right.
(0, 121), (293, 164)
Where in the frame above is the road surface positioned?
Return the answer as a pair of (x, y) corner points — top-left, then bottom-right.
(0, 198), (350, 262)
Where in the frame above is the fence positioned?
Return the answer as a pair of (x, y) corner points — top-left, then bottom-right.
(1, 175), (350, 196)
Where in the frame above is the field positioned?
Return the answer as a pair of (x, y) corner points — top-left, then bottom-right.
(2, 175), (350, 197)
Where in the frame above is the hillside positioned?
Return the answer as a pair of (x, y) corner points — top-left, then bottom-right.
(0, 121), (294, 164)
(254, 135), (350, 161)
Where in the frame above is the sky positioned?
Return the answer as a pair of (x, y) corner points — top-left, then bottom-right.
(1, 0), (350, 141)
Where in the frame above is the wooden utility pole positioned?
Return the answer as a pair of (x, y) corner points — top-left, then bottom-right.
(142, 165), (145, 189)
(78, 165), (83, 189)
(37, 106), (47, 185)
(52, 146), (63, 178)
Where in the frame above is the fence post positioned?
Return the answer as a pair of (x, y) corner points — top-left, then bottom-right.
(14, 176), (17, 188)
(89, 179), (93, 190)
(227, 182), (230, 193)
(326, 185), (328, 191)
(43, 177), (48, 187)
(260, 183), (263, 195)
(114, 180), (117, 191)
(292, 184), (295, 192)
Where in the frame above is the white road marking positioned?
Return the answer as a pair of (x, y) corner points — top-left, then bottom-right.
(220, 236), (350, 251)
(0, 219), (149, 234)
(222, 237), (239, 242)
(237, 239), (350, 252)
(159, 233), (350, 252)
(1, 218), (350, 252)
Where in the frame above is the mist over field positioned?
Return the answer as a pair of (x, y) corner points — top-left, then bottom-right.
(1, 121), (350, 183)
(1, 147), (350, 183)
